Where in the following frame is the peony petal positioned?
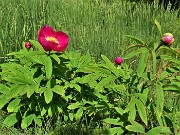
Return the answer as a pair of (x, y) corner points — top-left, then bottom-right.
(38, 25), (56, 37)
(55, 31), (69, 52)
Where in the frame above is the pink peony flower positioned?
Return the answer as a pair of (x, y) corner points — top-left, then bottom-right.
(38, 25), (69, 52)
(161, 33), (174, 46)
(115, 57), (123, 65)
(25, 42), (31, 49)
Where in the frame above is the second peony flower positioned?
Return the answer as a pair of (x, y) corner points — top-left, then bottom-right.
(38, 25), (69, 52)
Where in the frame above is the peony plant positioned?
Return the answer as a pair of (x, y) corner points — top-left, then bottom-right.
(0, 22), (179, 134)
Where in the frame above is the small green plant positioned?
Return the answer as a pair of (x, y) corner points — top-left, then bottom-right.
(0, 22), (179, 134)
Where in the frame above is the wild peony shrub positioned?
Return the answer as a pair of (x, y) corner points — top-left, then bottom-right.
(0, 23), (179, 134)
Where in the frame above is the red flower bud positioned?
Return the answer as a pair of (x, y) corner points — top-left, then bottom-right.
(161, 33), (174, 46)
(115, 57), (123, 65)
(25, 42), (31, 49)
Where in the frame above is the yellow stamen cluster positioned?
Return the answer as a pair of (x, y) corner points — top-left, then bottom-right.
(46, 36), (59, 44)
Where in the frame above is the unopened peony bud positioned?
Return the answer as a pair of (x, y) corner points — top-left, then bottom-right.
(25, 42), (31, 49)
(161, 33), (174, 46)
(115, 57), (123, 65)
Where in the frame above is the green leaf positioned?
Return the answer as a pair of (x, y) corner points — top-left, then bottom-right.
(106, 127), (124, 135)
(21, 114), (35, 129)
(158, 55), (180, 65)
(103, 118), (120, 125)
(44, 89), (53, 104)
(29, 40), (44, 51)
(128, 103), (136, 121)
(126, 119), (145, 133)
(52, 86), (65, 96)
(146, 126), (171, 135)
(50, 54), (60, 64)
(125, 35), (145, 45)
(155, 82), (164, 119)
(44, 56), (52, 80)
(69, 113), (74, 121)
(135, 98), (147, 125)
(7, 98), (21, 112)
(95, 76), (116, 91)
(34, 116), (42, 127)
(101, 55), (119, 76)
(68, 102), (81, 110)
(154, 19), (162, 35)
(137, 48), (149, 77)
(3, 113), (18, 127)
(151, 50), (157, 79)
(123, 44), (145, 53)
(0, 84), (10, 94)
(75, 108), (83, 121)
(26, 85), (36, 98)
(123, 47), (147, 59)
(0, 98), (10, 109)
(115, 107), (124, 115)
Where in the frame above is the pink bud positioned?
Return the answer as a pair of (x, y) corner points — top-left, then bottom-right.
(25, 42), (31, 49)
(161, 33), (174, 46)
(115, 57), (123, 65)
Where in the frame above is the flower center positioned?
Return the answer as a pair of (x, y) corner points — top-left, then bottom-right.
(46, 36), (59, 44)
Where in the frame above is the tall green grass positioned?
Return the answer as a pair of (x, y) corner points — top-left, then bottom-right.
(0, 0), (179, 62)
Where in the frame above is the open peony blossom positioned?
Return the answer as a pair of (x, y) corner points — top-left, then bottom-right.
(38, 25), (69, 52)
(161, 33), (174, 46)
(115, 57), (123, 65)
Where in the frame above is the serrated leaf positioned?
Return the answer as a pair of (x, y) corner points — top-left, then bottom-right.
(44, 89), (53, 104)
(125, 35), (145, 45)
(146, 126), (171, 135)
(155, 82), (164, 118)
(75, 108), (83, 121)
(3, 113), (18, 127)
(52, 86), (65, 96)
(154, 19), (162, 35)
(21, 114), (35, 129)
(137, 48), (149, 77)
(7, 98), (21, 112)
(135, 98), (147, 125)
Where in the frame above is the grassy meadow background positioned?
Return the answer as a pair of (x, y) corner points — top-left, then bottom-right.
(0, 0), (180, 134)
(0, 0), (180, 62)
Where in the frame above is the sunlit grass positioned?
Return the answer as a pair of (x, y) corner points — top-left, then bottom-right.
(0, 0), (179, 62)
